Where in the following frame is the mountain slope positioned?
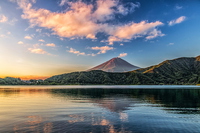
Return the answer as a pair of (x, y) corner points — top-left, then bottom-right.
(133, 56), (200, 84)
(88, 57), (140, 72)
(135, 56), (200, 74)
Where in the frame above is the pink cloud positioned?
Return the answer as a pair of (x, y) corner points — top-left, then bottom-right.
(91, 46), (114, 54)
(107, 36), (123, 45)
(20, 0), (100, 39)
(0, 14), (8, 23)
(107, 21), (164, 44)
(68, 47), (97, 56)
(93, 0), (117, 22)
(168, 16), (186, 26)
(118, 53), (127, 58)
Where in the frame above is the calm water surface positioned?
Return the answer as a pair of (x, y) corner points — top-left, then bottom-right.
(1, 85), (200, 133)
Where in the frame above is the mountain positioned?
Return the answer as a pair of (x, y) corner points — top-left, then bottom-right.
(43, 55), (200, 85)
(88, 57), (140, 72)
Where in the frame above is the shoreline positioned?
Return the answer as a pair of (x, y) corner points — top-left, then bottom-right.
(0, 85), (200, 89)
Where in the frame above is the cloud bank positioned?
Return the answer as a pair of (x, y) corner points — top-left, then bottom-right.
(16, 0), (164, 44)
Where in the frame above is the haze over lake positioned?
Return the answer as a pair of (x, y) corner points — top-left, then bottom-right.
(1, 86), (200, 133)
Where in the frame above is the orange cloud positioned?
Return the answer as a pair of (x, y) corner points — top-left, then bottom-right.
(28, 48), (47, 54)
(24, 35), (32, 40)
(46, 43), (56, 47)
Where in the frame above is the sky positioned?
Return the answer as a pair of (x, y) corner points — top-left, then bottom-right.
(0, 0), (200, 79)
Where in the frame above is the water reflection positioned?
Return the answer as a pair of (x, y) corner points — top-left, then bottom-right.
(92, 98), (134, 112)
(50, 88), (200, 114)
(1, 87), (200, 133)
(13, 115), (53, 133)
(66, 112), (130, 133)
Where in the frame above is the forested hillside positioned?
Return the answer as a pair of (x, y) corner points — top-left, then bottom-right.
(0, 77), (26, 85)
(44, 70), (155, 85)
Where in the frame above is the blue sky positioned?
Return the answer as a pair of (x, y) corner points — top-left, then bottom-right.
(0, 0), (200, 79)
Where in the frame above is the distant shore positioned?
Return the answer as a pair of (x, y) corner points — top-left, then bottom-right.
(0, 85), (200, 89)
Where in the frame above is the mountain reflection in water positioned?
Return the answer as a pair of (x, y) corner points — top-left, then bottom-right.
(0, 87), (200, 133)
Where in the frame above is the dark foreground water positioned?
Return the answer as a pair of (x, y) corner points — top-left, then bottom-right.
(1, 86), (200, 133)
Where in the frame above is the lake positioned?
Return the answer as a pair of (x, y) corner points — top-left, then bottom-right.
(1, 85), (200, 133)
